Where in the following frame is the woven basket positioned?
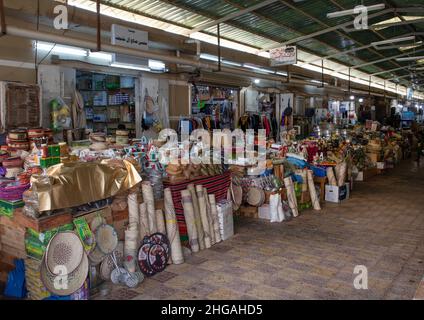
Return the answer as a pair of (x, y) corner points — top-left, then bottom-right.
(0, 182), (30, 201)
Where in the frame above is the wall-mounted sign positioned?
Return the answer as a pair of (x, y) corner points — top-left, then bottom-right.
(111, 24), (148, 50)
(270, 46), (297, 66)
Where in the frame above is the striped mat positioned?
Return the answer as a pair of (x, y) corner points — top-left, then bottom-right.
(163, 171), (231, 240)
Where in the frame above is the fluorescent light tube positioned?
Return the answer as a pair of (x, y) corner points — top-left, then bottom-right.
(199, 53), (218, 62)
(243, 64), (275, 74)
(89, 51), (113, 61)
(222, 60), (242, 67)
(371, 36), (415, 47)
(36, 42), (87, 56)
(111, 62), (150, 71)
(327, 4), (385, 19)
(396, 56), (424, 62)
(276, 71), (288, 76)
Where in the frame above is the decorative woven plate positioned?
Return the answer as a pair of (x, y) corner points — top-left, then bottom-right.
(40, 252), (89, 296)
(99, 242), (124, 281)
(90, 215), (106, 233)
(137, 243), (156, 277)
(148, 244), (168, 273)
(247, 187), (265, 207)
(88, 246), (106, 266)
(148, 233), (170, 256)
(96, 224), (118, 255)
(45, 231), (84, 276)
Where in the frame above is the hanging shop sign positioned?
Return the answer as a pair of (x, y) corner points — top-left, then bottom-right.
(111, 24), (148, 50)
(406, 87), (414, 101)
(270, 46), (297, 66)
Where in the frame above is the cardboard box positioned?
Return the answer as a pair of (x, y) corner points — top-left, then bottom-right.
(354, 167), (378, 182)
(325, 185), (348, 203)
(258, 204), (271, 220)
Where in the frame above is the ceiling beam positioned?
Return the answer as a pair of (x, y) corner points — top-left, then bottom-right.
(371, 18), (424, 30)
(387, 72), (424, 81)
(337, 47), (424, 71)
(274, 0), (402, 70)
(371, 65), (417, 76)
(264, 4), (424, 49)
(188, 0), (278, 34)
(265, 8), (395, 48)
(221, 0), (373, 66)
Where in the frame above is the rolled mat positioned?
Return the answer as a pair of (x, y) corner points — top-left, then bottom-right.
(335, 161), (347, 187)
(326, 167), (337, 186)
(128, 193), (140, 228)
(208, 194), (222, 243)
(187, 184), (205, 250)
(156, 209), (166, 235)
(139, 203), (150, 239)
(181, 189), (200, 253)
(164, 188), (184, 265)
(142, 182), (157, 234)
(284, 177), (299, 218)
(124, 229), (138, 273)
(300, 171), (308, 192)
(204, 187), (216, 245)
(195, 185), (212, 249)
(307, 170), (321, 211)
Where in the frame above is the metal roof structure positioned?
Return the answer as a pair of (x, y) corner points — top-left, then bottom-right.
(67, 0), (424, 97)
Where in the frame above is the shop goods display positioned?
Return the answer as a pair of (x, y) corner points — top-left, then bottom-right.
(0, 92), (415, 302)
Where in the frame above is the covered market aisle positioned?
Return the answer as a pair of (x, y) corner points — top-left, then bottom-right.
(93, 160), (424, 300)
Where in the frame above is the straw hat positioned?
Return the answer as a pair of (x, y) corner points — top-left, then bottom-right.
(45, 231), (84, 276)
(96, 224), (119, 255)
(40, 252), (89, 296)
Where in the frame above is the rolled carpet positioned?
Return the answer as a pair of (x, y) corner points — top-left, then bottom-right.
(164, 188), (184, 264)
(127, 193), (140, 228)
(284, 177), (299, 218)
(196, 185), (212, 249)
(204, 187), (216, 245)
(138, 203), (150, 239)
(156, 209), (167, 235)
(181, 189), (199, 253)
(208, 194), (222, 243)
(187, 184), (205, 250)
(326, 167), (337, 186)
(307, 170), (321, 211)
(142, 181), (157, 234)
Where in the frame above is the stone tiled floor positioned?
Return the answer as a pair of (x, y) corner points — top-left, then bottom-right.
(97, 160), (424, 300)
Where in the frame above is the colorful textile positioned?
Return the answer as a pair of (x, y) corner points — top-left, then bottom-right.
(163, 172), (231, 240)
